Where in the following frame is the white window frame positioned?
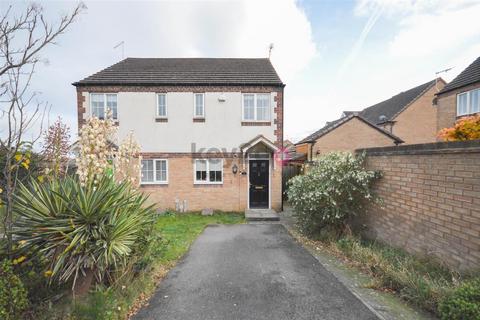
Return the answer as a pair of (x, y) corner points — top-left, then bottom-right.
(156, 93), (168, 118)
(140, 159), (168, 185)
(457, 88), (480, 116)
(193, 93), (205, 118)
(90, 93), (118, 120)
(193, 158), (223, 185)
(242, 93), (271, 122)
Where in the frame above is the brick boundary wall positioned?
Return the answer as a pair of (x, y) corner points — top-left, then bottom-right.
(355, 140), (480, 272)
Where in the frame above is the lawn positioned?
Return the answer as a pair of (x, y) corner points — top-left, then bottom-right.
(35, 212), (244, 320)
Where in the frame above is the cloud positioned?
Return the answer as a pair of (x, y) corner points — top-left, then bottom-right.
(1, 0), (316, 141)
(355, 0), (480, 58)
(337, 2), (384, 78)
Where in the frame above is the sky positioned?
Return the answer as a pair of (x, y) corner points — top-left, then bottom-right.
(2, 0), (480, 143)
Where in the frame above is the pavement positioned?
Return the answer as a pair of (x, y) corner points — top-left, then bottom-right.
(133, 224), (378, 320)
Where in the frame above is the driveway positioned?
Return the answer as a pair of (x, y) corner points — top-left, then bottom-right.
(133, 224), (378, 320)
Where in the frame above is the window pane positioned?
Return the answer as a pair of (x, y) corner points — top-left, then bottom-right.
(195, 94), (204, 117)
(208, 159), (222, 182)
(195, 160), (207, 181)
(141, 160), (154, 182)
(470, 89), (480, 114)
(458, 93), (468, 115)
(157, 94), (166, 117)
(91, 94), (105, 119)
(106, 94), (117, 119)
(155, 160), (167, 182)
(256, 94), (270, 121)
(243, 94), (255, 120)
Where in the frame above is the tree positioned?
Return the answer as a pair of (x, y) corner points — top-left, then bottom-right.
(42, 117), (71, 177)
(0, 3), (84, 254)
(438, 114), (480, 141)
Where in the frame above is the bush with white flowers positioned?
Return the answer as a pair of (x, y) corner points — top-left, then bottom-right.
(287, 152), (381, 235)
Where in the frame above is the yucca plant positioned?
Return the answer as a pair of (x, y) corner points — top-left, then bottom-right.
(12, 175), (155, 295)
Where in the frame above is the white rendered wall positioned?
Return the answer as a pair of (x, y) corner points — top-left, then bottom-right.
(81, 91), (277, 153)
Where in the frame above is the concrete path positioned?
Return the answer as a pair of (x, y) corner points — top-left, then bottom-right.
(133, 224), (378, 320)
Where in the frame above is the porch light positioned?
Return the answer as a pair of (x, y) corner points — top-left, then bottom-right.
(232, 164), (238, 174)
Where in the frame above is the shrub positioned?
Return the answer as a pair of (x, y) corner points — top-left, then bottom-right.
(0, 260), (28, 319)
(439, 278), (480, 320)
(438, 114), (480, 141)
(12, 175), (155, 294)
(287, 152), (380, 235)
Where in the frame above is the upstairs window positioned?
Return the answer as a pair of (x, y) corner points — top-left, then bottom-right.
(194, 93), (205, 118)
(457, 89), (480, 116)
(141, 159), (168, 184)
(194, 159), (223, 184)
(242, 93), (271, 121)
(91, 93), (117, 120)
(157, 94), (167, 118)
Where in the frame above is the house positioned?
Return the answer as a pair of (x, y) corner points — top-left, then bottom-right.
(295, 78), (445, 160)
(436, 56), (480, 133)
(73, 58), (285, 212)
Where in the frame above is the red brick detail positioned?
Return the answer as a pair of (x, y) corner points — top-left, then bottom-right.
(140, 152), (242, 159)
(155, 118), (168, 123)
(193, 118), (206, 123)
(241, 121), (271, 126)
(77, 88), (86, 130)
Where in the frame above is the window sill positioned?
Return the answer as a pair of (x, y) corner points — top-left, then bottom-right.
(140, 182), (168, 186)
(155, 117), (168, 123)
(456, 111), (479, 118)
(193, 182), (223, 185)
(193, 118), (205, 122)
(241, 121), (271, 126)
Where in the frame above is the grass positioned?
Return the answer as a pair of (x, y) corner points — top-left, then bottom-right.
(33, 211), (244, 320)
(292, 229), (479, 317)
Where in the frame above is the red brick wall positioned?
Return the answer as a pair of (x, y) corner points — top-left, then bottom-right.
(140, 154), (282, 212)
(356, 141), (480, 272)
(436, 81), (480, 135)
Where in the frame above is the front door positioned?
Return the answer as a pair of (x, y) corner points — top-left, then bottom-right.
(249, 160), (269, 208)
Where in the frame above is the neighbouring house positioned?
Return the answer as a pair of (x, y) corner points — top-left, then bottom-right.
(436, 56), (480, 133)
(73, 58), (284, 212)
(295, 78), (446, 161)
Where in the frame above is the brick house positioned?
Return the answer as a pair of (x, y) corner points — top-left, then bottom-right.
(295, 79), (445, 160)
(73, 58), (284, 212)
(436, 56), (480, 133)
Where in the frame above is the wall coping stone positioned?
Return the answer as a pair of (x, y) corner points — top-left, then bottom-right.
(356, 139), (480, 156)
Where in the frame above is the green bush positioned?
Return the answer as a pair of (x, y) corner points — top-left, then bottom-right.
(0, 260), (28, 319)
(287, 152), (380, 235)
(12, 175), (156, 292)
(439, 278), (480, 320)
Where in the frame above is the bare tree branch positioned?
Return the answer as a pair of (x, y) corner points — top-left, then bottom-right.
(0, 2), (85, 254)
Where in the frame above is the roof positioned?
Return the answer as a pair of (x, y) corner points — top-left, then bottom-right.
(360, 79), (436, 124)
(438, 56), (480, 95)
(295, 113), (403, 145)
(296, 78), (439, 146)
(73, 58), (284, 87)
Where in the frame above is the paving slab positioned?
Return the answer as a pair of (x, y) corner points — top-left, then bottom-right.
(133, 224), (378, 320)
